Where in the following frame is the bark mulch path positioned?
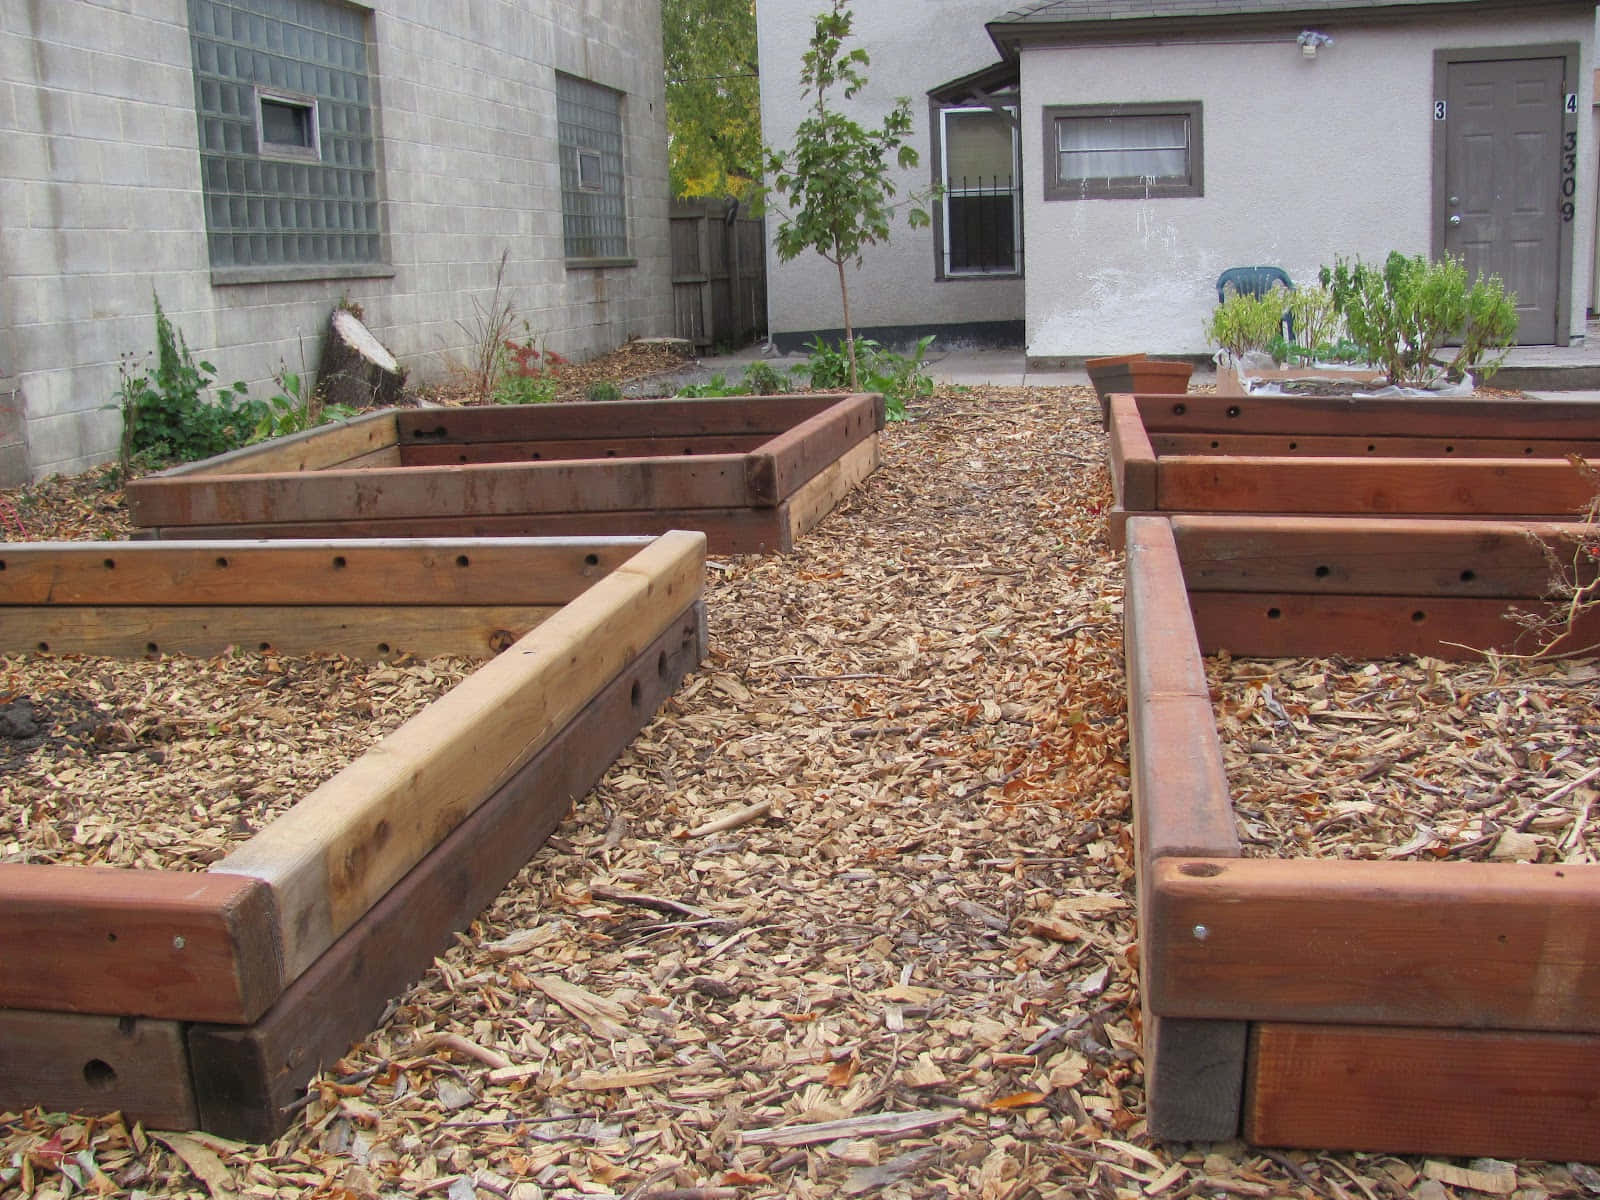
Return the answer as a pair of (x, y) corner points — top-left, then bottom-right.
(2, 387), (1597, 1200)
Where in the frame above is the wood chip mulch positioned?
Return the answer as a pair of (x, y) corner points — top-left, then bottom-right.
(3, 387), (1599, 1200)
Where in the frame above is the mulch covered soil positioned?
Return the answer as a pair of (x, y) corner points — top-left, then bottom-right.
(3, 385), (1598, 1200)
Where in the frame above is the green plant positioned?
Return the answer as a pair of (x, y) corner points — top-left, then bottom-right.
(796, 333), (934, 420)
(1285, 283), (1343, 353)
(112, 294), (263, 470)
(490, 324), (565, 405)
(1320, 251), (1519, 387)
(459, 249), (518, 399)
(254, 362), (357, 440)
(740, 360), (792, 395)
(1205, 288), (1288, 362)
(585, 379), (623, 403)
(764, 1), (933, 389)
(676, 372), (746, 398)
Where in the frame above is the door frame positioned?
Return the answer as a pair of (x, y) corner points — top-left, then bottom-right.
(1431, 42), (1581, 347)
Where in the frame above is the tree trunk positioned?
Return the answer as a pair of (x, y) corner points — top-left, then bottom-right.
(835, 253), (858, 390)
(316, 309), (405, 410)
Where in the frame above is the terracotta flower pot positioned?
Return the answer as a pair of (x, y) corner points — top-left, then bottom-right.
(1088, 357), (1193, 425)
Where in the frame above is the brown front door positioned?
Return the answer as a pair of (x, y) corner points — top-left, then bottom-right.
(1440, 53), (1568, 345)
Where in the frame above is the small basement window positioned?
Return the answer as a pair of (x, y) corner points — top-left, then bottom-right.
(1043, 101), (1202, 201)
(256, 90), (320, 160)
(577, 149), (603, 191)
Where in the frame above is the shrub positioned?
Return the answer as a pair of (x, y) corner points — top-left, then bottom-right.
(740, 360), (792, 395)
(585, 379), (623, 403)
(794, 333), (933, 421)
(1320, 251), (1518, 387)
(1206, 288), (1287, 362)
(113, 294), (262, 472)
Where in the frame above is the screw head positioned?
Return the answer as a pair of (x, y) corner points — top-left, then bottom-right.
(1192, 924), (1209, 941)
(172, 935), (186, 950)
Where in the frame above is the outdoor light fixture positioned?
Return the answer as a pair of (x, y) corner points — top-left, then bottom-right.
(1298, 30), (1333, 58)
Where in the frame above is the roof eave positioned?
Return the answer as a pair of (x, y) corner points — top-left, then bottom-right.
(986, 0), (1596, 59)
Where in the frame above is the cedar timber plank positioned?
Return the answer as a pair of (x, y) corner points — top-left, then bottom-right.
(748, 392), (882, 505)
(126, 455), (754, 528)
(1150, 431), (1600, 459)
(783, 433), (880, 547)
(137, 508), (792, 556)
(0, 1012), (197, 1131)
(0, 604), (559, 660)
(1135, 393), (1600, 438)
(1245, 1023), (1600, 1161)
(1188, 591), (1600, 660)
(1106, 396), (1158, 513)
(0, 538), (649, 606)
(210, 530), (707, 980)
(394, 394), (837, 444)
(188, 604), (706, 1141)
(400, 434), (767, 466)
(0, 866), (282, 1023)
(1155, 456), (1591, 517)
(1170, 515), (1592, 597)
(142, 411), (398, 477)
(1123, 516), (1245, 1142)
(1149, 858), (1600, 1031)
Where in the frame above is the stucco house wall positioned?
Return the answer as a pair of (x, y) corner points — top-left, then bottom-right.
(1017, 10), (1596, 360)
(1, 0), (671, 483)
(756, 0), (1025, 350)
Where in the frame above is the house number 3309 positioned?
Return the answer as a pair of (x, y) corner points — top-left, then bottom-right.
(1562, 129), (1577, 222)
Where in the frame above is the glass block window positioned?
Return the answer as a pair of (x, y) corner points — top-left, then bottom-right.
(189, 0), (384, 273)
(557, 74), (628, 261)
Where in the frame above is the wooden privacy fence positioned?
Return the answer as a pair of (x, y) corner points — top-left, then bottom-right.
(670, 198), (766, 349)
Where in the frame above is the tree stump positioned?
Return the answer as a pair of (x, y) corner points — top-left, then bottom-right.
(316, 309), (404, 410)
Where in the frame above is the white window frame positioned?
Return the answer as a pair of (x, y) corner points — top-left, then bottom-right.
(254, 87), (321, 162)
(938, 104), (1022, 278)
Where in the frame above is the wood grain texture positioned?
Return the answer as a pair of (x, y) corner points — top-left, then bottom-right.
(1189, 590), (1600, 660)
(211, 530), (706, 981)
(400, 434), (766, 466)
(136, 507), (793, 556)
(1141, 1013), (1247, 1143)
(751, 393), (881, 505)
(126, 455), (755, 528)
(0, 1012), (197, 1130)
(393, 395), (837, 444)
(1135, 393), (1600, 438)
(1245, 1023), (1600, 1161)
(1151, 430), (1600, 460)
(1170, 515), (1592, 597)
(188, 603), (705, 1141)
(0, 604), (559, 660)
(0, 538), (650, 606)
(1106, 396), (1158, 512)
(137, 411), (398, 478)
(783, 433), (879, 547)
(0, 866), (282, 1023)
(1149, 858), (1600, 1031)
(1156, 456), (1590, 517)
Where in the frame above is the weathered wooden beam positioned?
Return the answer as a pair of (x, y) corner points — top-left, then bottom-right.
(188, 602), (706, 1141)
(1170, 515), (1591, 597)
(1149, 857), (1600, 1031)
(211, 530), (706, 981)
(0, 604), (560, 660)
(392, 395), (836, 444)
(1245, 1023), (1600, 1161)
(0, 867), (282, 1023)
(147, 411), (398, 477)
(749, 392), (881, 506)
(784, 433), (880, 548)
(1156, 456), (1590, 517)
(0, 1012), (197, 1130)
(1105, 396), (1157, 514)
(1151, 430), (1600, 460)
(0, 538), (649, 607)
(1135, 393), (1600, 439)
(401, 434), (766, 466)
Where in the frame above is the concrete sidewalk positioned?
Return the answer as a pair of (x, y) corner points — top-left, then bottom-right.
(693, 343), (1115, 389)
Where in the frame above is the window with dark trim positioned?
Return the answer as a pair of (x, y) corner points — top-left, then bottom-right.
(937, 105), (1021, 277)
(1042, 101), (1203, 201)
(188, 0), (385, 278)
(557, 74), (630, 263)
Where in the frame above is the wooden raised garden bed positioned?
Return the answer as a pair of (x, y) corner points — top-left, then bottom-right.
(1105, 392), (1600, 548)
(1124, 513), (1600, 1160)
(0, 533), (707, 1139)
(124, 394), (884, 555)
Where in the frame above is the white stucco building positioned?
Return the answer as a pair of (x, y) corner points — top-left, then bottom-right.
(756, 0), (1598, 368)
(1, 0), (673, 484)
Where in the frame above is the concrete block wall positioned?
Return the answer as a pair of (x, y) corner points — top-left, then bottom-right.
(0, 0), (671, 482)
